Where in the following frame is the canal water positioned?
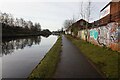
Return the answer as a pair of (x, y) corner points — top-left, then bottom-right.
(1, 35), (58, 78)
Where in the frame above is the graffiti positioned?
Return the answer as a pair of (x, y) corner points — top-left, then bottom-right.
(97, 26), (109, 46)
(118, 27), (120, 42)
(109, 22), (119, 43)
(90, 29), (98, 40)
(78, 22), (119, 51)
(95, 22), (118, 46)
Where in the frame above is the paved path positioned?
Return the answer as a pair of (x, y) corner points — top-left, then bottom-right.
(54, 35), (103, 78)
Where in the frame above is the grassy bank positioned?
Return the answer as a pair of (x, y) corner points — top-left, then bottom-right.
(28, 36), (62, 79)
(66, 35), (119, 79)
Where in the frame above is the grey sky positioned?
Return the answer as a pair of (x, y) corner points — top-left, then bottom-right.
(0, 0), (110, 31)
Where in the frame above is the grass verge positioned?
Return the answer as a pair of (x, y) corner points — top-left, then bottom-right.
(28, 36), (62, 79)
(66, 35), (119, 79)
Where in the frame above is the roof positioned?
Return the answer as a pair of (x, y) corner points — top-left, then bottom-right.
(76, 19), (89, 23)
(100, 2), (111, 12)
(100, 0), (120, 12)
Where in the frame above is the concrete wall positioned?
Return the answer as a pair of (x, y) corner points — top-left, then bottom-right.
(77, 22), (120, 52)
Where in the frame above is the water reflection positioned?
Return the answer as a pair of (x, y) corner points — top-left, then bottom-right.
(2, 36), (41, 56)
(2, 35), (57, 78)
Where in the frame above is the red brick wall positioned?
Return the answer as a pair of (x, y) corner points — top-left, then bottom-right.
(110, 2), (119, 15)
(110, 2), (120, 23)
(99, 1), (120, 26)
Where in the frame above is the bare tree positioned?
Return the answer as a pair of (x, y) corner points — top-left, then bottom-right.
(79, 1), (92, 41)
(34, 23), (41, 31)
(80, 2), (86, 20)
(23, 20), (28, 29)
(85, 1), (92, 41)
(79, 1), (92, 22)
(64, 19), (75, 29)
(86, 1), (91, 23)
(1, 12), (41, 33)
(0, 12), (3, 23)
(27, 21), (33, 29)
(2, 13), (9, 24)
(8, 14), (14, 26)
(14, 18), (19, 27)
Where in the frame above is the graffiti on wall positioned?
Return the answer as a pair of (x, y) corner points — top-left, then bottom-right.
(109, 23), (119, 43)
(79, 22), (119, 51)
(118, 26), (120, 42)
(97, 22), (119, 46)
(97, 26), (110, 46)
(89, 29), (98, 40)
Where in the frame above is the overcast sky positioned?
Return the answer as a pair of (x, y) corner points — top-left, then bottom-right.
(0, 0), (111, 31)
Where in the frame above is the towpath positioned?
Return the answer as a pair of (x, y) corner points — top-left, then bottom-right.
(54, 35), (104, 78)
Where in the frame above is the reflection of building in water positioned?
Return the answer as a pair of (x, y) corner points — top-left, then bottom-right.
(2, 36), (41, 56)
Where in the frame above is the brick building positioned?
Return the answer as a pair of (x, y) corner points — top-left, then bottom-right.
(71, 19), (91, 30)
(65, 19), (90, 35)
(99, 0), (120, 26)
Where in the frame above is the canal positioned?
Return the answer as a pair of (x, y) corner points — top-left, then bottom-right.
(1, 35), (58, 78)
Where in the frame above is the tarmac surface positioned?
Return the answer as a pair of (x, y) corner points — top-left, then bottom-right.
(54, 35), (104, 78)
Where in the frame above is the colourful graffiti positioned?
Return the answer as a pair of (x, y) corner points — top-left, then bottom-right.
(90, 29), (98, 40)
(97, 22), (119, 46)
(78, 22), (119, 51)
(97, 26), (110, 46)
(109, 23), (119, 43)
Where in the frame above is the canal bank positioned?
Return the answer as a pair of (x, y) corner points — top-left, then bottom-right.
(29, 36), (62, 78)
